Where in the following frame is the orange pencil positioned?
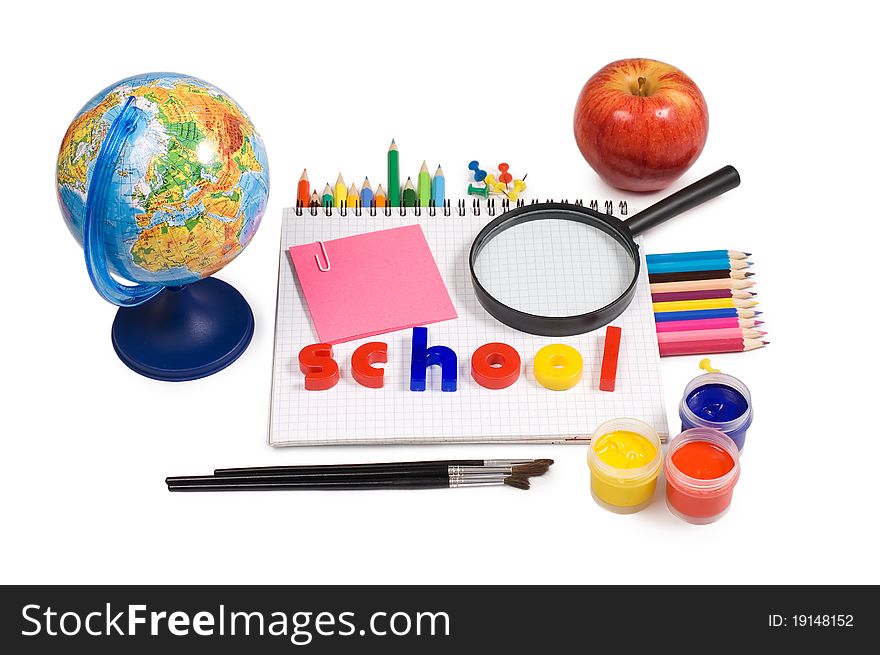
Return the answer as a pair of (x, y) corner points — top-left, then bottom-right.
(375, 184), (387, 208)
(297, 169), (310, 207)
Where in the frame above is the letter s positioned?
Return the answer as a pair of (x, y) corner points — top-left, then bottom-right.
(22, 605), (41, 636)
(298, 344), (340, 391)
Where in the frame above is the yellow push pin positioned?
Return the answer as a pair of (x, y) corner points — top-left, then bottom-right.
(484, 174), (507, 195)
(699, 358), (721, 373)
(505, 175), (527, 201)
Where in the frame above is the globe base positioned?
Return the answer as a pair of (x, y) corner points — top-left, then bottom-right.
(111, 277), (254, 382)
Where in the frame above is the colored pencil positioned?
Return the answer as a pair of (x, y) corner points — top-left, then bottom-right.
(388, 139), (400, 206)
(650, 279), (755, 293)
(657, 328), (764, 343)
(649, 270), (753, 283)
(360, 177), (373, 208)
(297, 169), (310, 207)
(309, 190), (320, 208)
(655, 318), (762, 332)
(653, 298), (757, 313)
(346, 183), (359, 208)
(334, 173), (346, 208)
(655, 308), (759, 322)
(402, 177), (417, 207)
(375, 184), (387, 207)
(432, 165), (445, 207)
(321, 183), (334, 208)
(647, 259), (750, 274)
(659, 338), (767, 357)
(651, 289), (753, 303)
(418, 160), (431, 207)
(647, 250), (749, 263)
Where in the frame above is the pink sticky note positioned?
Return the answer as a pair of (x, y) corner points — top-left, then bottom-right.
(289, 225), (457, 344)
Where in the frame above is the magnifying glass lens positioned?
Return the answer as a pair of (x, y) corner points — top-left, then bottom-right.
(472, 218), (636, 317)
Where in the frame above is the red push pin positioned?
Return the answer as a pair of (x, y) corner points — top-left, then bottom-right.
(497, 162), (513, 189)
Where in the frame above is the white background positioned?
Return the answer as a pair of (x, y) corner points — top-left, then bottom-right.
(1, 1), (877, 585)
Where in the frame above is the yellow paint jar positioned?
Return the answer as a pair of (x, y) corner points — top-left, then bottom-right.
(587, 418), (662, 514)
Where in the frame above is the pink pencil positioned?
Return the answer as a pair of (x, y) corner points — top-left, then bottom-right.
(657, 328), (764, 343)
(655, 317), (761, 332)
(659, 338), (767, 357)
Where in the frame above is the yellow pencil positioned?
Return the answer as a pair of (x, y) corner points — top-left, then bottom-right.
(346, 183), (359, 208)
(334, 173), (346, 208)
(653, 298), (758, 313)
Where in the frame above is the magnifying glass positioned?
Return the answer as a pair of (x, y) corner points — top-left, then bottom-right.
(469, 165), (741, 336)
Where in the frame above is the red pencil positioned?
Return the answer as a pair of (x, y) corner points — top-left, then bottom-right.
(651, 289), (753, 303)
(297, 169), (310, 207)
(659, 338), (767, 357)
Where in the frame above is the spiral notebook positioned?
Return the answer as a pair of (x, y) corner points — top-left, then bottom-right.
(270, 200), (668, 447)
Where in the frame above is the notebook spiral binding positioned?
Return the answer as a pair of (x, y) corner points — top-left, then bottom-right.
(294, 198), (629, 217)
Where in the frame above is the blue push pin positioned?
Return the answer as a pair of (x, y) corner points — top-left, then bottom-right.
(410, 327), (457, 392)
(468, 160), (487, 183)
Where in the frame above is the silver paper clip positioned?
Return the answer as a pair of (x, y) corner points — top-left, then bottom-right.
(315, 241), (330, 272)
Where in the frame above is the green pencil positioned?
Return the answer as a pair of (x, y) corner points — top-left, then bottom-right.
(402, 177), (417, 207)
(418, 160), (431, 207)
(321, 183), (333, 208)
(388, 139), (400, 206)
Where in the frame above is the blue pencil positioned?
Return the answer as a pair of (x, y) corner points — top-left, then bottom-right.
(432, 165), (445, 207)
(648, 259), (751, 274)
(647, 249), (749, 263)
(654, 308), (761, 322)
(360, 178), (374, 208)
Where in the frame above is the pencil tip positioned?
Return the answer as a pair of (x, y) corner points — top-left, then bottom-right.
(755, 311), (763, 316)
(745, 272), (754, 277)
(755, 320), (763, 325)
(744, 252), (752, 257)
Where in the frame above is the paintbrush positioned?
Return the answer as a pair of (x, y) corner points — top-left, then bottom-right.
(167, 472), (531, 492)
(212, 459), (554, 478)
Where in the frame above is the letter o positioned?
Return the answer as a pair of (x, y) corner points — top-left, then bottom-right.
(471, 343), (521, 389)
(533, 344), (583, 391)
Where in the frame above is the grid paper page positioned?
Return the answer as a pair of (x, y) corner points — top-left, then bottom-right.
(269, 207), (667, 446)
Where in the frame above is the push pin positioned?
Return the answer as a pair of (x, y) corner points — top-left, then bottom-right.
(468, 160), (487, 183)
(484, 174), (507, 195)
(505, 175), (528, 202)
(468, 183), (489, 199)
(497, 162), (513, 188)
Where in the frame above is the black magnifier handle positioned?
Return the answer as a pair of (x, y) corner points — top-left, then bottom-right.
(624, 165), (740, 237)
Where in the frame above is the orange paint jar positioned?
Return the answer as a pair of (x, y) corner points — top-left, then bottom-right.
(665, 428), (740, 525)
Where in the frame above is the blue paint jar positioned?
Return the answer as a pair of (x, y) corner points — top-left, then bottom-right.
(679, 372), (752, 451)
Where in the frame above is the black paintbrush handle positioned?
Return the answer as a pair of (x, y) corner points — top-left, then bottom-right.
(167, 477), (451, 491)
(167, 469), (452, 485)
(625, 166), (740, 237)
(213, 460), (485, 477)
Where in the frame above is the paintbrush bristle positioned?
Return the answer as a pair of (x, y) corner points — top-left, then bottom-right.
(503, 475), (530, 490)
(535, 458), (554, 466)
(511, 460), (551, 477)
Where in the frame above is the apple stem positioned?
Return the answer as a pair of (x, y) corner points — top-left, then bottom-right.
(637, 77), (648, 97)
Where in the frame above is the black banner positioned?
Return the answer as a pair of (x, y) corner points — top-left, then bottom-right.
(1, 585), (875, 653)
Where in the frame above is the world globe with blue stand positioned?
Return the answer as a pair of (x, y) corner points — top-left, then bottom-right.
(57, 73), (270, 381)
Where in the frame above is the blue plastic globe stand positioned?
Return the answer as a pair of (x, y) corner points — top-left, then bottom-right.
(83, 96), (257, 381)
(111, 279), (254, 381)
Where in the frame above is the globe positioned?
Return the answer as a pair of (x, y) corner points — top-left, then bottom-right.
(56, 73), (270, 380)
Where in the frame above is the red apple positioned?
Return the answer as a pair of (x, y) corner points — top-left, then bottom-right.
(573, 58), (709, 192)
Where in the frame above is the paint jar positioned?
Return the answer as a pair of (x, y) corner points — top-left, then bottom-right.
(665, 428), (741, 525)
(587, 418), (662, 514)
(679, 371), (752, 451)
